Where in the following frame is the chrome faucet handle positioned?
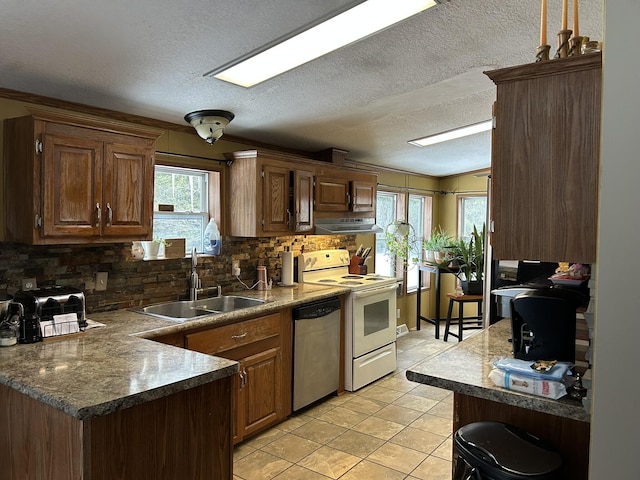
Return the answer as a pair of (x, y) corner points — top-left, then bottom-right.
(191, 246), (198, 269)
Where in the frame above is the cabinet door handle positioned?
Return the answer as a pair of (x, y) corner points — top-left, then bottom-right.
(95, 203), (101, 227)
(239, 368), (247, 388)
(287, 209), (292, 229)
(231, 333), (248, 340)
(106, 203), (112, 227)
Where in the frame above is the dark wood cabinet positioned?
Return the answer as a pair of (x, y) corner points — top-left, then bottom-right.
(225, 150), (314, 236)
(314, 167), (377, 215)
(485, 53), (601, 263)
(3, 107), (162, 244)
(184, 311), (292, 444)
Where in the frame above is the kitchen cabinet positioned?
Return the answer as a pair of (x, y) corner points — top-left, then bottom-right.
(0, 378), (233, 480)
(3, 107), (162, 245)
(486, 53), (601, 263)
(184, 311), (292, 444)
(225, 150), (314, 236)
(314, 167), (377, 214)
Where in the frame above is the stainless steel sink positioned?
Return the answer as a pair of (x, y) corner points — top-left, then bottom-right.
(132, 296), (265, 322)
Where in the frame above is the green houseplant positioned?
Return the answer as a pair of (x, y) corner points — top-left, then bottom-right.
(423, 226), (455, 265)
(384, 221), (419, 271)
(453, 223), (486, 295)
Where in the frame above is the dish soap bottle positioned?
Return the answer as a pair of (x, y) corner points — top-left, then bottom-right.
(204, 218), (221, 255)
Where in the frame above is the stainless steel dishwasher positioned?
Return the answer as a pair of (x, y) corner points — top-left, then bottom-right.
(292, 297), (341, 411)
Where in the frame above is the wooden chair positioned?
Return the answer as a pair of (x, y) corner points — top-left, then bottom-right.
(443, 293), (484, 342)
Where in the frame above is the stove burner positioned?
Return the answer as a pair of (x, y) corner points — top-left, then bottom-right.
(340, 281), (364, 286)
(342, 275), (363, 279)
(366, 276), (384, 281)
(317, 279), (338, 283)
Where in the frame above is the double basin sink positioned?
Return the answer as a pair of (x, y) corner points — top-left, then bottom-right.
(133, 296), (265, 322)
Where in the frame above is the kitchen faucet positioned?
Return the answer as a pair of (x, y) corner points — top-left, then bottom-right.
(189, 247), (221, 301)
(190, 247), (199, 301)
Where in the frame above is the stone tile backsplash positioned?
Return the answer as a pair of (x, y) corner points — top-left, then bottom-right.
(0, 235), (356, 313)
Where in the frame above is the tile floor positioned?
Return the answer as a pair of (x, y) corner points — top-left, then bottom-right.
(233, 322), (458, 480)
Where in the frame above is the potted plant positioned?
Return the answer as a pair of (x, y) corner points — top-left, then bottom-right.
(423, 226), (455, 265)
(453, 223), (485, 295)
(384, 221), (419, 271)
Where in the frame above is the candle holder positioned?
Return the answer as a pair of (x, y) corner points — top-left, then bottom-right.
(569, 35), (584, 56)
(536, 44), (551, 62)
(555, 29), (572, 58)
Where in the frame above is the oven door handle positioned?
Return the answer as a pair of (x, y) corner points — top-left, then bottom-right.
(352, 283), (397, 299)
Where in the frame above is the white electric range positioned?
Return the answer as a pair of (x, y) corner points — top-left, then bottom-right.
(298, 249), (399, 391)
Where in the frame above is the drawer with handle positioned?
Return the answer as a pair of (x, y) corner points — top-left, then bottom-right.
(185, 313), (280, 355)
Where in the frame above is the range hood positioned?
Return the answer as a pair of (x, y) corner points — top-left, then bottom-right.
(314, 218), (383, 235)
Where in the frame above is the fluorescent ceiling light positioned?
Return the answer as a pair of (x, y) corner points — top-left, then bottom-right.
(207, 0), (439, 88)
(408, 120), (493, 147)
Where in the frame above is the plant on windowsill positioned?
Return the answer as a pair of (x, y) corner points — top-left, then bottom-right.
(452, 223), (486, 295)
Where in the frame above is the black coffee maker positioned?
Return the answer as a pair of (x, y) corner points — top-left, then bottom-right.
(510, 288), (585, 363)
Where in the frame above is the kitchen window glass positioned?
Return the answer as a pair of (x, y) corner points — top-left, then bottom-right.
(458, 195), (487, 239)
(153, 165), (211, 254)
(376, 190), (432, 294)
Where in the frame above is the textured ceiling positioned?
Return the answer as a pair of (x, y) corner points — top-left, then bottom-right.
(0, 0), (603, 176)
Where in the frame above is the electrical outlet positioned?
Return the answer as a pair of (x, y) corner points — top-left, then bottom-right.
(396, 308), (401, 319)
(95, 272), (108, 291)
(232, 260), (241, 276)
(22, 278), (37, 290)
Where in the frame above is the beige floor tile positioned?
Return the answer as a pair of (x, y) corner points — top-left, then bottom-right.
(233, 450), (292, 480)
(316, 405), (369, 428)
(301, 401), (338, 418)
(410, 455), (452, 480)
(327, 430), (385, 458)
(339, 460), (407, 480)
(410, 412), (453, 437)
(393, 393), (439, 412)
(376, 403), (424, 426)
(261, 433), (322, 463)
(324, 393), (353, 406)
(272, 464), (331, 480)
(367, 442), (427, 474)
(431, 437), (453, 460)
(244, 427), (285, 449)
(376, 375), (419, 393)
(233, 442), (257, 461)
(340, 395), (387, 415)
(297, 446), (361, 479)
(427, 400), (454, 419)
(409, 383), (451, 401)
(390, 426), (448, 455)
(276, 413), (313, 432)
(292, 418), (347, 444)
(358, 385), (405, 404)
(352, 416), (406, 441)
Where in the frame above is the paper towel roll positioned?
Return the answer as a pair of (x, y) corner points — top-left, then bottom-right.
(282, 249), (294, 286)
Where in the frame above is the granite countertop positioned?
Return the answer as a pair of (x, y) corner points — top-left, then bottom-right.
(406, 319), (590, 422)
(0, 283), (348, 420)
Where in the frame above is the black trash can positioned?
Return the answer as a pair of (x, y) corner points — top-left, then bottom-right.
(453, 421), (563, 480)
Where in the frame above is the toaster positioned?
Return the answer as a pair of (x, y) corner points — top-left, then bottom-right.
(13, 286), (87, 342)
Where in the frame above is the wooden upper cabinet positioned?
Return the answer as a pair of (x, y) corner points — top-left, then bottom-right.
(225, 150), (314, 236)
(314, 175), (350, 212)
(314, 169), (377, 214)
(485, 53), (601, 264)
(3, 108), (162, 244)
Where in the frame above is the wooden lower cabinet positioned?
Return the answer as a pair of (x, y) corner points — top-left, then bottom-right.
(184, 311), (292, 444)
(0, 378), (233, 480)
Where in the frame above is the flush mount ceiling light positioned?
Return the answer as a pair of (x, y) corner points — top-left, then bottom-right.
(184, 110), (235, 144)
(206, 0), (440, 88)
(408, 120), (493, 147)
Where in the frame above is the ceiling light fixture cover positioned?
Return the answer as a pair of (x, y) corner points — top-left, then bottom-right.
(207, 0), (439, 88)
(408, 120), (493, 147)
(184, 110), (235, 144)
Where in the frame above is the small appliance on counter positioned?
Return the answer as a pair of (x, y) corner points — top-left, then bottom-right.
(12, 286), (87, 342)
(510, 288), (585, 363)
(0, 294), (21, 346)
